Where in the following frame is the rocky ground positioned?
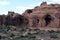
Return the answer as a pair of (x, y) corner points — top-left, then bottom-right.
(0, 25), (60, 40)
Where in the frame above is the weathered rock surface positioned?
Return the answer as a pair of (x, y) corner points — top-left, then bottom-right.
(23, 2), (59, 28)
(0, 11), (29, 27)
(0, 2), (60, 28)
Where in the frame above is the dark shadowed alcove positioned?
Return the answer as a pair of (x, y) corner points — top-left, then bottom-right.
(44, 14), (52, 26)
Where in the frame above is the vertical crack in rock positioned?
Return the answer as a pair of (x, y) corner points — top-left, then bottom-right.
(44, 14), (52, 26)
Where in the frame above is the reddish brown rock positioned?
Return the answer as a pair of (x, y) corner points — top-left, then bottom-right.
(0, 15), (6, 26)
(23, 2), (59, 28)
(0, 2), (60, 28)
(4, 11), (29, 27)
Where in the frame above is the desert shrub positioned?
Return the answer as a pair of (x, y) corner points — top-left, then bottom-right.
(6, 26), (11, 31)
(0, 35), (6, 39)
(10, 33), (15, 37)
(19, 28), (26, 32)
(49, 30), (58, 39)
(14, 36), (21, 40)
(50, 35), (58, 38)
(27, 33), (36, 39)
(48, 30), (55, 33)
(56, 30), (60, 33)
(20, 35), (28, 38)
(33, 28), (40, 31)
(0, 28), (4, 33)
(4, 25), (11, 31)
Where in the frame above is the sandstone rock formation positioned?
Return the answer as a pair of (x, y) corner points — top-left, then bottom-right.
(23, 2), (59, 28)
(0, 2), (60, 28)
(0, 11), (29, 27)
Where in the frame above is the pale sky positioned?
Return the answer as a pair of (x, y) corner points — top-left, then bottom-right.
(0, 0), (60, 15)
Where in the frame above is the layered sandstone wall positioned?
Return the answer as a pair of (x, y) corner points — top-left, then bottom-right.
(0, 2), (60, 28)
(23, 2), (59, 28)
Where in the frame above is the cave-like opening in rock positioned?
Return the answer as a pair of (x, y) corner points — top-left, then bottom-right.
(44, 14), (52, 26)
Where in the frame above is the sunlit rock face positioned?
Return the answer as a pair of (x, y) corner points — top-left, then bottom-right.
(0, 2), (60, 28)
(23, 2), (59, 28)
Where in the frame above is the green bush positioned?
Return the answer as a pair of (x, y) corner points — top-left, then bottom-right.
(56, 30), (60, 33)
(50, 35), (58, 38)
(48, 30), (55, 33)
(0, 35), (6, 39)
(10, 33), (15, 37)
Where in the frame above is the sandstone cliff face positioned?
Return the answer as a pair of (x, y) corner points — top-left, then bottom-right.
(23, 2), (59, 28)
(0, 2), (60, 28)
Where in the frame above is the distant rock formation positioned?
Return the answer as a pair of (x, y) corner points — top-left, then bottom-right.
(0, 2), (60, 28)
(0, 11), (29, 27)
